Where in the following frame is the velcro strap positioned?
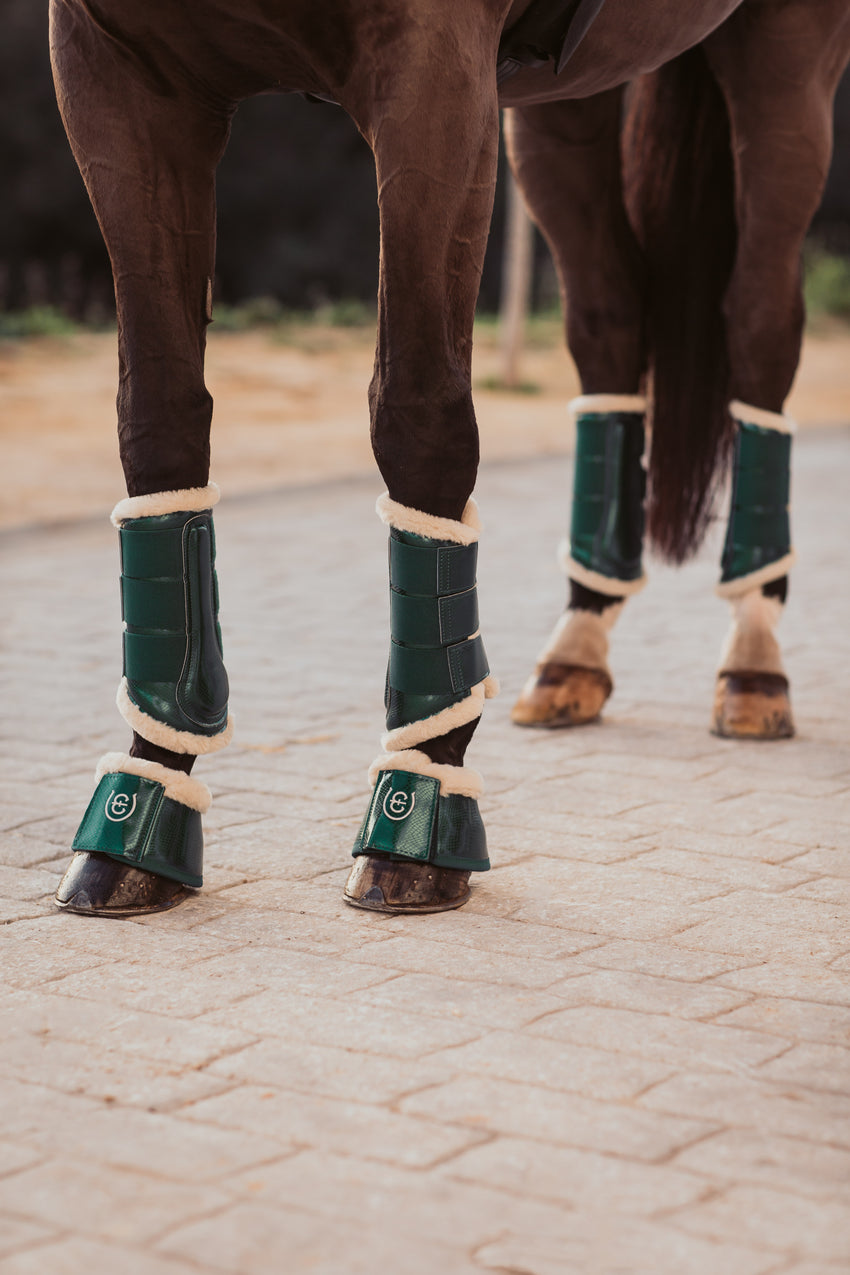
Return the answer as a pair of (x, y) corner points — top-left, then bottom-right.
(123, 630), (187, 682)
(121, 577), (186, 630)
(390, 586), (479, 648)
(389, 537), (478, 597)
(120, 528), (184, 580)
(389, 633), (489, 696)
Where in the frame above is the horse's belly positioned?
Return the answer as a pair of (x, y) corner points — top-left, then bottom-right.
(498, 0), (742, 103)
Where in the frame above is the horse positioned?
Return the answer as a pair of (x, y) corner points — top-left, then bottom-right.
(48, 0), (850, 917)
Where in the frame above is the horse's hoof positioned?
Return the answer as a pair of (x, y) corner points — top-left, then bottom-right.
(55, 852), (189, 917)
(343, 855), (471, 914)
(511, 661), (613, 728)
(711, 671), (795, 740)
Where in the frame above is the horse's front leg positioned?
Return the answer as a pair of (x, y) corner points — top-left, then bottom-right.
(50, 0), (233, 913)
(341, 51), (500, 912)
(504, 94), (648, 729)
(705, 3), (850, 739)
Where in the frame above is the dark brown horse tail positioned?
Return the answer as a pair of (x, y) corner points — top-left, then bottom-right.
(623, 45), (737, 563)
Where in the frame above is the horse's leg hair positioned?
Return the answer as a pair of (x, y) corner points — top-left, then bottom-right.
(705, 1), (849, 411)
(353, 57), (500, 771)
(505, 93), (646, 727)
(340, 52), (503, 907)
(51, 1), (233, 780)
(51, 2), (236, 910)
(704, 1), (850, 737)
(505, 92), (646, 397)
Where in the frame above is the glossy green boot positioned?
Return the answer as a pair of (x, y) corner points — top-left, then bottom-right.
(345, 494), (497, 914)
(713, 401), (795, 739)
(57, 754), (209, 915)
(56, 485), (230, 916)
(513, 394), (646, 728)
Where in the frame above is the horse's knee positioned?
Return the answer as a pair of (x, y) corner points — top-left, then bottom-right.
(369, 370), (480, 519)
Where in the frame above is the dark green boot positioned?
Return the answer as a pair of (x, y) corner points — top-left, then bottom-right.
(345, 494), (496, 913)
(514, 394), (646, 729)
(56, 485), (230, 916)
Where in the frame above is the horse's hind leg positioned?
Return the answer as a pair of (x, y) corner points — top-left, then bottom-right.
(705, 3), (850, 739)
(342, 53), (499, 912)
(504, 94), (648, 728)
(50, 1), (233, 912)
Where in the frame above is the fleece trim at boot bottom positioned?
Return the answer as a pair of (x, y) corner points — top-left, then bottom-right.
(558, 541), (648, 597)
(117, 679), (233, 755)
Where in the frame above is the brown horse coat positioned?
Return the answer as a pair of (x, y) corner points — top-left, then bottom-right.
(49, 0), (850, 780)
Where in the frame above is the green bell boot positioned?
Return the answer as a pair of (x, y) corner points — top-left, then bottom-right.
(57, 753), (210, 915)
(56, 484), (231, 916)
(345, 494), (497, 914)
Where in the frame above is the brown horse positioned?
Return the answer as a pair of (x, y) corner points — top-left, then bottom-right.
(49, 0), (850, 916)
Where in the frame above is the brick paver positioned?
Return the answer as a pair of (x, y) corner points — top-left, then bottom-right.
(1, 430), (849, 1273)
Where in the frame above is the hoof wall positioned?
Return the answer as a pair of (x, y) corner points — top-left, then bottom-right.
(344, 855), (471, 914)
(712, 671), (795, 740)
(55, 852), (189, 917)
(511, 662), (612, 729)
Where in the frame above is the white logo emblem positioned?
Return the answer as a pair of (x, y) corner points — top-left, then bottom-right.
(382, 788), (416, 821)
(105, 790), (137, 822)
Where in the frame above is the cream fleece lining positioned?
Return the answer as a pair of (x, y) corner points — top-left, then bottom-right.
(381, 677), (499, 753)
(117, 679), (233, 755)
(730, 400), (795, 435)
(368, 749), (484, 798)
(376, 493), (480, 545)
(95, 751), (211, 813)
(558, 541), (648, 597)
(569, 394), (647, 416)
(715, 552), (797, 599)
(111, 483), (220, 527)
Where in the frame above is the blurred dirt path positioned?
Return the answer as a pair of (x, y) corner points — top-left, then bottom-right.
(1, 323), (848, 530)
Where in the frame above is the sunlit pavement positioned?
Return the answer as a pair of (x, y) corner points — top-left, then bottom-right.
(1, 431), (849, 1274)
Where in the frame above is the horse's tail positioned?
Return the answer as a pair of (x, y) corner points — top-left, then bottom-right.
(623, 45), (737, 563)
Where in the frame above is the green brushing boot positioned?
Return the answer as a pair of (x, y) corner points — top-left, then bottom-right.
(345, 495), (496, 914)
(56, 486), (229, 916)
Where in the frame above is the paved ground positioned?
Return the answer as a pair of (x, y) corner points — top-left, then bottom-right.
(1, 431), (849, 1274)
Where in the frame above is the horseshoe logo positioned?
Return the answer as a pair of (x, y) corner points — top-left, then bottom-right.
(105, 790), (137, 822)
(382, 788), (416, 821)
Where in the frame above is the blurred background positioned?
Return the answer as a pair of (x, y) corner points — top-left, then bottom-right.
(2, 1), (850, 527)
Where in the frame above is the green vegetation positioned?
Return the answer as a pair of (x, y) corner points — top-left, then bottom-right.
(804, 248), (850, 322)
(476, 374), (542, 395)
(0, 306), (81, 338)
(474, 308), (562, 349)
(4, 253), (850, 344)
(211, 296), (376, 333)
